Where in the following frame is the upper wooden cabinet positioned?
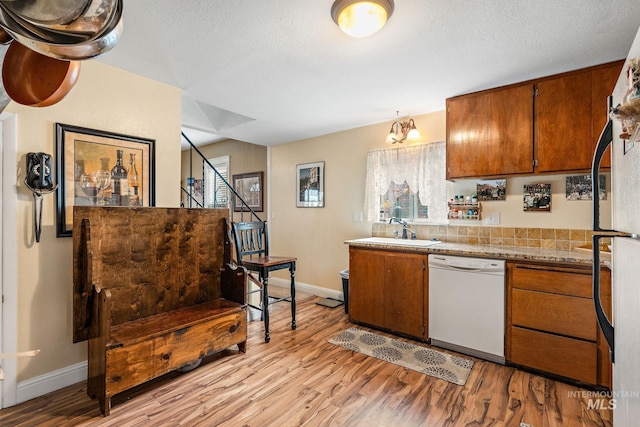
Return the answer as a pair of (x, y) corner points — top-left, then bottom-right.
(592, 62), (623, 169)
(535, 70), (593, 172)
(446, 60), (623, 179)
(447, 85), (534, 179)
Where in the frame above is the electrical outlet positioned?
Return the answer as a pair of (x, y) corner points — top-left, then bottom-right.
(486, 213), (500, 225)
(353, 211), (363, 222)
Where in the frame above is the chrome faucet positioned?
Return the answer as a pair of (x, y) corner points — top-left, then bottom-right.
(389, 217), (417, 240)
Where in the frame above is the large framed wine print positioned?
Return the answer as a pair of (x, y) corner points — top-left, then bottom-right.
(55, 123), (156, 237)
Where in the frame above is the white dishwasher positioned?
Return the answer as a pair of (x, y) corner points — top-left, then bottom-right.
(428, 254), (505, 364)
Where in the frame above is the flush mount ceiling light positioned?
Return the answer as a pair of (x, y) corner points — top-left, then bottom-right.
(386, 111), (420, 144)
(331, 0), (395, 38)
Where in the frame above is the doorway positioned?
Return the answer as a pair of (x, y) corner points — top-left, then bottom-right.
(0, 112), (18, 408)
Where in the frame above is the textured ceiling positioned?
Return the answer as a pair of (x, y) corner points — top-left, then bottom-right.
(96, 0), (640, 147)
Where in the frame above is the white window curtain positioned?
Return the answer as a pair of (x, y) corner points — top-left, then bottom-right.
(363, 141), (447, 223)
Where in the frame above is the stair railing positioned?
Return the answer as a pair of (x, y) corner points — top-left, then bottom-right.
(180, 186), (203, 208)
(181, 131), (263, 223)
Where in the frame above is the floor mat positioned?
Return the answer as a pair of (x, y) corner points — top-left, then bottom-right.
(316, 298), (344, 308)
(329, 327), (474, 385)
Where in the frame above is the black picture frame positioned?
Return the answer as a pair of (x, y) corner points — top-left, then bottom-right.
(55, 123), (156, 237)
(232, 171), (264, 212)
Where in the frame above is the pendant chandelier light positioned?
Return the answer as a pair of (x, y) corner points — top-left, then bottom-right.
(331, 0), (395, 38)
(386, 111), (420, 144)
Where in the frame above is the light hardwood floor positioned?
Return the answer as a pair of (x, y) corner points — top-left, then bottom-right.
(0, 293), (613, 427)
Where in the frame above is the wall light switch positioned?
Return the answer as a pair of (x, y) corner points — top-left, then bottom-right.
(271, 211), (277, 219)
(353, 211), (363, 222)
(486, 213), (500, 225)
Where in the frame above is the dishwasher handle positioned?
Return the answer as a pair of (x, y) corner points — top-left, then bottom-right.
(428, 255), (505, 273)
(440, 265), (483, 273)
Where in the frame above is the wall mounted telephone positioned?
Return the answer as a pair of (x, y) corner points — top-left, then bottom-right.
(24, 152), (57, 242)
(25, 152), (56, 193)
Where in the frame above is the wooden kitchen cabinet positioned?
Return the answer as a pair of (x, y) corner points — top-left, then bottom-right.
(446, 60), (622, 179)
(446, 84), (534, 179)
(535, 69), (593, 172)
(591, 61), (624, 169)
(506, 262), (612, 387)
(535, 61), (622, 172)
(349, 248), (385, 328)
(349, 247), (427, 339)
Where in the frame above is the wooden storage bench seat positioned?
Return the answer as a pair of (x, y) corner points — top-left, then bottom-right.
(73, 207), (247, 416)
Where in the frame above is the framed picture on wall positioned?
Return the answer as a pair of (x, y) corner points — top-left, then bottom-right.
(296, 161), (324, 208)
(232, 171), (264, 212)
(477, 179), (507, 201)
(55, 123), (156, 237)
(523, 183), (551, 212)
(566, 174), (607, 201)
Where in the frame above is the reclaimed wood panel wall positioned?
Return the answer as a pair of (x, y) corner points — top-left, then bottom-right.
(73, 207), (230, 342)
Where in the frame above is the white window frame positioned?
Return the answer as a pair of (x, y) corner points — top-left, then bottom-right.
(204, 155), (229, 208)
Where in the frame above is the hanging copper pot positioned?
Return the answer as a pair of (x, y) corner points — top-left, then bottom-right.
(1, 40), (80, 107)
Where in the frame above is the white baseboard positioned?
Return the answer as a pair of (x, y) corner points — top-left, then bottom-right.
(17, 361), (87, 404)
(14, 280), (341, 405)
(268, 278), (343, 301)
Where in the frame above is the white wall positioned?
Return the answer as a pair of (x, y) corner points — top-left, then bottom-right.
(5, 61), (182, 383)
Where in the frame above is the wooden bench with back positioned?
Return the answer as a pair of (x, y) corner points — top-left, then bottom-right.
(72, 207), (247, 416)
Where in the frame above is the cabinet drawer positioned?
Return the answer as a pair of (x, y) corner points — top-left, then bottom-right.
(510, 264), (592, 297)
(511, 289), (597, 341)
(510, 327), (597, 384)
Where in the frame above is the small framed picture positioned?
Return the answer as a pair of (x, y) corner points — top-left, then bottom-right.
(233, 171), (264, 212)
(566, 174), (606, 200)
(296, 161), (324, 208)
(523, 183), (551, 212)
(477, 179), (507, 201)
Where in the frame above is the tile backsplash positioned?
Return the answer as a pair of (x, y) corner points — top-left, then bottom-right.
(372, 223), (599, 250)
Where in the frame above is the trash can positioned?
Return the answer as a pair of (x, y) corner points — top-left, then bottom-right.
(340, 269), (349, 314)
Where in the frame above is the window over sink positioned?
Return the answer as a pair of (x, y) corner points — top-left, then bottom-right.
(381, 181), (429, 221)
(364, 142), (447, 223)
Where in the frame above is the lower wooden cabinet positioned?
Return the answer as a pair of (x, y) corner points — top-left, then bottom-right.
(349, 247), (427, 340)
(511, 327), (598, 384)
(507, 262), (612, 387)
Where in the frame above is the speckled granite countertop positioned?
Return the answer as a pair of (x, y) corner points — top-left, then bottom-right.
(345, 238), (601, 266)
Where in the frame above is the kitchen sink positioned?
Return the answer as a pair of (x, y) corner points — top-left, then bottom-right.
(348, 237), (442, 247)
